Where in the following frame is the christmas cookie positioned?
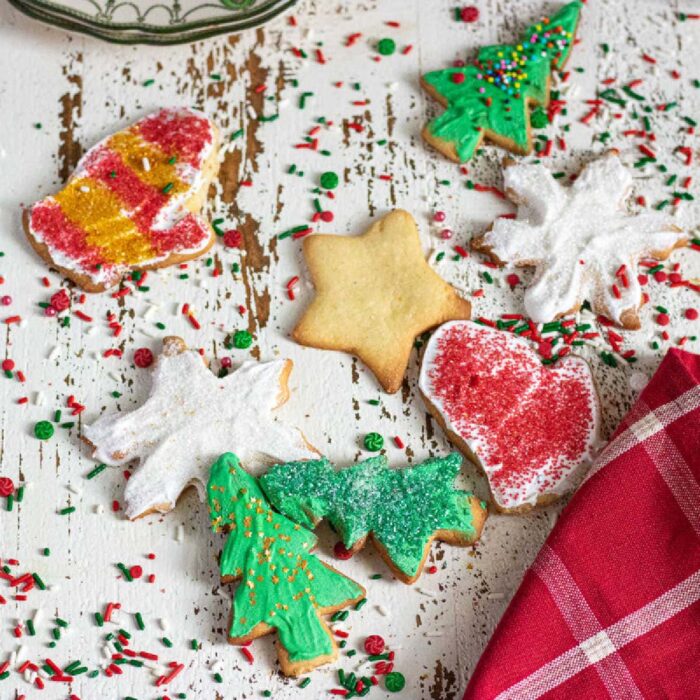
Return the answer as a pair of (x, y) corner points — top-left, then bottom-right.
(24, 108), (220, 292)
(293, 210), (471, 393)
(472, 152), (688, 329)
(421, 1), (582, 163)
(419, 321), (600, 513)
(83, 337), (318, 520)
(208, 453), (365, 677)
(260, 453), (487, 584)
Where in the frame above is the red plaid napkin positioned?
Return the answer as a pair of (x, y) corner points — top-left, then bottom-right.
(464, 348), (700, 700)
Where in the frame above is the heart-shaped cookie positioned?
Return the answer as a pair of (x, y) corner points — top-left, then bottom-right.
(419, 321), (600, 513)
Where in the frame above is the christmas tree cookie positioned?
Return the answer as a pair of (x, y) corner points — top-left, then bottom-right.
(260, 453), (488, 584)
(208, 453), (365, 677)
(421, 1), (582, 162)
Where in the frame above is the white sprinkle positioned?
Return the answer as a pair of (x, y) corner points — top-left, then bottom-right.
(68, 483), (82, 495)
(19, 319), (28, 329)
(108, 371), (121, 383)
(486, 591), (506, 601)
(9, 650), (17, 667)
(33, 608), (43, 625)
(94, 504), (104, 514)
(101, 644), (113, 658)
(14, 645), (26, 666)
(34, 391), (45, 406)
(48, 345), (61, 361)
(175, 524), (184, 543)
(416, 587), (438, 597)
(48, 584), (60, 592)
(159, 617), (169, 631)
(387, 82), (399, 91)
(80, 185), (90, 193)
(210, 660), (223, 672)
(143, 303), (159, 320)
(26, 670), (36, 683)
(142, 157), (151, 172)
(278, 99), (290, 110)
(377, 605), (390, 616)
(246, 105), (257, 121)
(424, 631), (444, 637)
(38, 666), (51, 679)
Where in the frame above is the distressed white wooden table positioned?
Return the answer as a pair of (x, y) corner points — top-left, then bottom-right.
(1, 1), (699, 698)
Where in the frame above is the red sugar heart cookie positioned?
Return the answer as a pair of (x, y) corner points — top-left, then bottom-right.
(419, 321), (600, 513)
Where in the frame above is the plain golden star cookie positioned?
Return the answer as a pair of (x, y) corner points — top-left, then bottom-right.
(293, 209), (472, 393)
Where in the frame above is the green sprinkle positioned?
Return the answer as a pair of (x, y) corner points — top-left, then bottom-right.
(600, 351), (618, 368)
(377, 38), (396, 56)
(59, 506), (75, 515)
(162, 182), (174, 194)
(482, 271), (493, 284)
(86, 464), (107, 480)
(156, 322), (166, 330)
(135, 612), (145, 631)
(52, 627), (61, 641)
(112, 391), (121, 398)
(210, 73), (222, 81)
(263, 692), (272, 697)
(178, 274), (189, 280)
(142, 79), (155, 86)
(95, 612), (104, 627)
(232, 330), (253, 349)
(655, 305), (668, 314)
(368, 399), (380, 406)
(34, 420), (54, 440)
(54, 409), (62, 422)
(363, 432), (384, 452)
(655, 200), (670, 210)
(56, 617), (69, 628)
(436, 251), (445, 262)
(60, 422), (75, 429)
(214, 672), (223, 683)
(370, 573), (383, 580)
(117, 563), (133, 582)
(32, 573), (46, 590)
(6, 494), (13, 511)
(354, 597), (367, 610)
(299, 91), (313, 109)
(119, 628), (132, 640)
(346, 649), (356, 657)
(369, 653), (390, 661)
(622, 86), (645, 101)
(162, 637), (173, 648)
(683, 116), (698, 127)
(230, 128), (244, 140)
(26, 619), (35, 636)
(299, 678), (311, 688)
(601, 43), (609, 54)
(190, 638), (199, 650)
(320, 171), (339, 189)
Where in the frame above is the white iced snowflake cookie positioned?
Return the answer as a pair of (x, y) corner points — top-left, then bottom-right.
(473, 151), (688, 329)
(83, 337), (318, 520)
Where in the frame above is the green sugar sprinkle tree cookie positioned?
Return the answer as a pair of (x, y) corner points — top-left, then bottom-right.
(260, 453), (488, 584)
(421, 1), (582, 163)
(207, 453), (365, 677)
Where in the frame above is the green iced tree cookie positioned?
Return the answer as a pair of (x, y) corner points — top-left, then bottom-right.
(260, 453), (488, 584)
(208, 453), (365, 676)
(421, 1), (582, 162)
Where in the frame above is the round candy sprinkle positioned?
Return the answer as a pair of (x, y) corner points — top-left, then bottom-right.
(134, 348), (154, 368)
(377, 38), (396, 56)
(385, 671), (406, 692)
(364, 634), (385, 655)
(44, 306), (57, 317)
(223, 229), (243, 248)
(363, 432), (384, 451)
(129, 565), (143, 579)
(460, 6), (479, 22)
(656, 313), (670, 326)
(50, 289), (71, 311)
(653, 271), (667, 283)
(440, 228), (453, 240)
(320, 171), (339, 189)
(685, 308), (698, 321)
(2, 359), (15, 372)
(1, 295), (12, 306)
(530, 107), (549, 129)
(220, 356), (233, 368)
(451, 73), (466, 84)
(506, 273), (520, 288)
(333, 541), (354, 560)
(34, 420), (55, 440)
(433, 211), (446, 223)
(233, 330), (253, 349)
(0, 476), (15, 497)
(320, 211), (334, 223)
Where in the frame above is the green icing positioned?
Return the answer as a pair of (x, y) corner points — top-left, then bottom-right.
(208, 453), (364, 665)
(260, 453), (485, 581)
(422, 1), (582, 162)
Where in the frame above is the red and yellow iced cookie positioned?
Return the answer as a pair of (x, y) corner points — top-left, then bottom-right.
(24, 108), (219, 292)
(419, 321), (600, 513)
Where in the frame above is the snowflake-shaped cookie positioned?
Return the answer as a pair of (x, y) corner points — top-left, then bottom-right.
(473, 152), (687, 329)
(83, 337), (318, 520)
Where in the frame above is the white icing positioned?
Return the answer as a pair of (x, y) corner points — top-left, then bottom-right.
(28, 108), (216, 287)
(83, 344), (317, 520)
(419, 321), (601, 510)
(481, 154), (687, 325)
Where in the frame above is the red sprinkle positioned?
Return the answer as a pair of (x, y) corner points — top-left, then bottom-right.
(364, 635), (385, 655)
(333, 541), (354, 560)
(133, 348), (154, 368)
(685, 308), (698, 321)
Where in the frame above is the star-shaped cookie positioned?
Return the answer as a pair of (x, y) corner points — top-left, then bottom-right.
(293, 210), (472, 393)
(473, 152), (687, 329)
(83, 337), (318, 520)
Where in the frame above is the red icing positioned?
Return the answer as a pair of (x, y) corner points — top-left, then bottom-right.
(136, 109), (212, 168)
(425, 322), (597, 508)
